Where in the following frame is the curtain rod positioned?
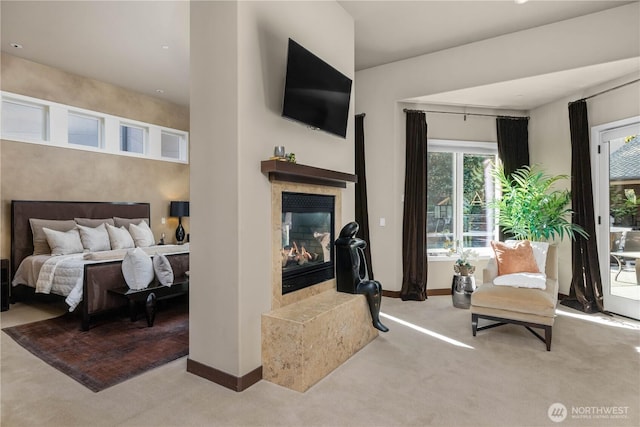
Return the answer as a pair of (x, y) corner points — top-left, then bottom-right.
(355, 113), (366, 118)
(570, 78), (640, 105)
(402, 108), (528, 120)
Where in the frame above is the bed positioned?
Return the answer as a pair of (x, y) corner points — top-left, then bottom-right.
(11, 200), (190, 330)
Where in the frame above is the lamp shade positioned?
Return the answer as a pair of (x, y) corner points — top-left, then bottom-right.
(170, 201), (189, 218)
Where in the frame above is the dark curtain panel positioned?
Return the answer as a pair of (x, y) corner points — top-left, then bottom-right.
(496, 117), (530, 178)
(354, 114), (375, 279)
(561, 100), (604, 313)
(496, 117), (530, 240)
(400, 111), (428, 301)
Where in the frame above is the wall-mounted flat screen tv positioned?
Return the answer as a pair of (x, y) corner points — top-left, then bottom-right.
(282, 38), (352, 139)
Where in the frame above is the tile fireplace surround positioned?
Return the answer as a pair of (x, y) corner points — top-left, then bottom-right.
(261, 166), (378, 392)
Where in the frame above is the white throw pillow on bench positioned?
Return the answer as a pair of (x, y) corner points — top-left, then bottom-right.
(122, 248), (154, 290)
(153, 253), (174, 286)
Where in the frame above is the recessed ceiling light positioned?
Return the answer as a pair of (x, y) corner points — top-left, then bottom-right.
(10, 43), (23, 49)
(514, 0), (529, 4)
(161, 45), (169, 50)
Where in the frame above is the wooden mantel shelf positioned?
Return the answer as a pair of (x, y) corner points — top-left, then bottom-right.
(261, 160), (357, 188)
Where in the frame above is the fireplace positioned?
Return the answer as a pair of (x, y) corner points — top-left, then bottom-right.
(281, 192), (335, 294)
(263, 164), (376, 393)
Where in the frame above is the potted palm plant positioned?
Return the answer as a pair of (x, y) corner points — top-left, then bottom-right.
(490, 163), (588, 241)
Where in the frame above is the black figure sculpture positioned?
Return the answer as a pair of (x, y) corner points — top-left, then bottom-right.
(335, 222), (389, 332)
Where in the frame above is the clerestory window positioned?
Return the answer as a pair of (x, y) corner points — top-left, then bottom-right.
(1, 91), (188, 163)
(120, 124), (146, 154)
(1, 98), (48, 142)
(68, 112), (102, 148)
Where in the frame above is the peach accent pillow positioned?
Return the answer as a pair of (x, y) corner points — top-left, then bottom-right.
(491, 240), (540, 276)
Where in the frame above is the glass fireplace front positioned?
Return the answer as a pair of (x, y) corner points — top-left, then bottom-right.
(281, 192), (335, 294)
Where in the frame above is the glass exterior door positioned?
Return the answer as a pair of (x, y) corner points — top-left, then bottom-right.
(600, 131), (640, 320)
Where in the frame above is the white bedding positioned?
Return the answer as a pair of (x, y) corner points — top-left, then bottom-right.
(12, 244), (189, 312)
(13, 253), (88, 310)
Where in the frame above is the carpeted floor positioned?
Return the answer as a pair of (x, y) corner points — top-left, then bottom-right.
(2, 301), (188, 392)
(2, 296), (639, 426)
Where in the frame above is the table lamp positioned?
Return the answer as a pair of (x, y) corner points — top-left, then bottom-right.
(170, 201), (189, 244)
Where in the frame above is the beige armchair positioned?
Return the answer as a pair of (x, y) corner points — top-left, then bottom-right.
(470, 244), (558, 351)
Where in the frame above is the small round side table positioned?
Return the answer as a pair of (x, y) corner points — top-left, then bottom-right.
(451, 274), (476, 309)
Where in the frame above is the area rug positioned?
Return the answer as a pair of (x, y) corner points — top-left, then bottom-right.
(2, 302), (188, 392)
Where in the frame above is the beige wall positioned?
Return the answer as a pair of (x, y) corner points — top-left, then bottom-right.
(190, 0), (354, 377)
(0, 54), (190, 258)
(355, 3), (640, 293)
(189, 0), (241, 379)
(1, 53), (188, 130)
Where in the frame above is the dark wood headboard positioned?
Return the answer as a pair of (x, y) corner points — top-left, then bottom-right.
(11, 200), (150, 278)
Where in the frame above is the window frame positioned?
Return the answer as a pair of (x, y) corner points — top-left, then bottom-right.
(68, 110), (104, 149)
(1, 97), (49, 143)
(120, 122), (147, 155)
(160, 130), (187, 160)
(1, 91), (188, 164)
(427, 139), (499, 259)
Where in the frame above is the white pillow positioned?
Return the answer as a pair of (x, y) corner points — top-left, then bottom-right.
(114, 217), (149, 228)
(505, 240), (549, 274)
(129, 221), (155, 248)
(29, 218), (77, 255)
(493, 272), (547, 290)
(106, 223), (135, 250)
(76, 223), (111, 252)
(42, 227), (84, 256)
(122, 248), (154, 290)
(153, 253), (174, 286)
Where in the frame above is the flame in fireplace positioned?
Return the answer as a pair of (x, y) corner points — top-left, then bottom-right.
(281, 231), (330, 268)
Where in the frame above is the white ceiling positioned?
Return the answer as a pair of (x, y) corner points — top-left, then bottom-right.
(340, 0), (636, 71)
(1, 0), (190, 106)
(1, 0), (638, 110)
(405, 57), (640, 110)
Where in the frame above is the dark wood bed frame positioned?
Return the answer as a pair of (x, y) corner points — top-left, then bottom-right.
(11, 200), (189, 330)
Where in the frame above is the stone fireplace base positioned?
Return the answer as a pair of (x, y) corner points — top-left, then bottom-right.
(261, 290), (378, 392)
(261, 171), (377, 392)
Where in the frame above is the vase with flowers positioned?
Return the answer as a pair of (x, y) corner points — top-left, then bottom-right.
(448, 241), (479, 308)
(448, 241), (479, 276)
